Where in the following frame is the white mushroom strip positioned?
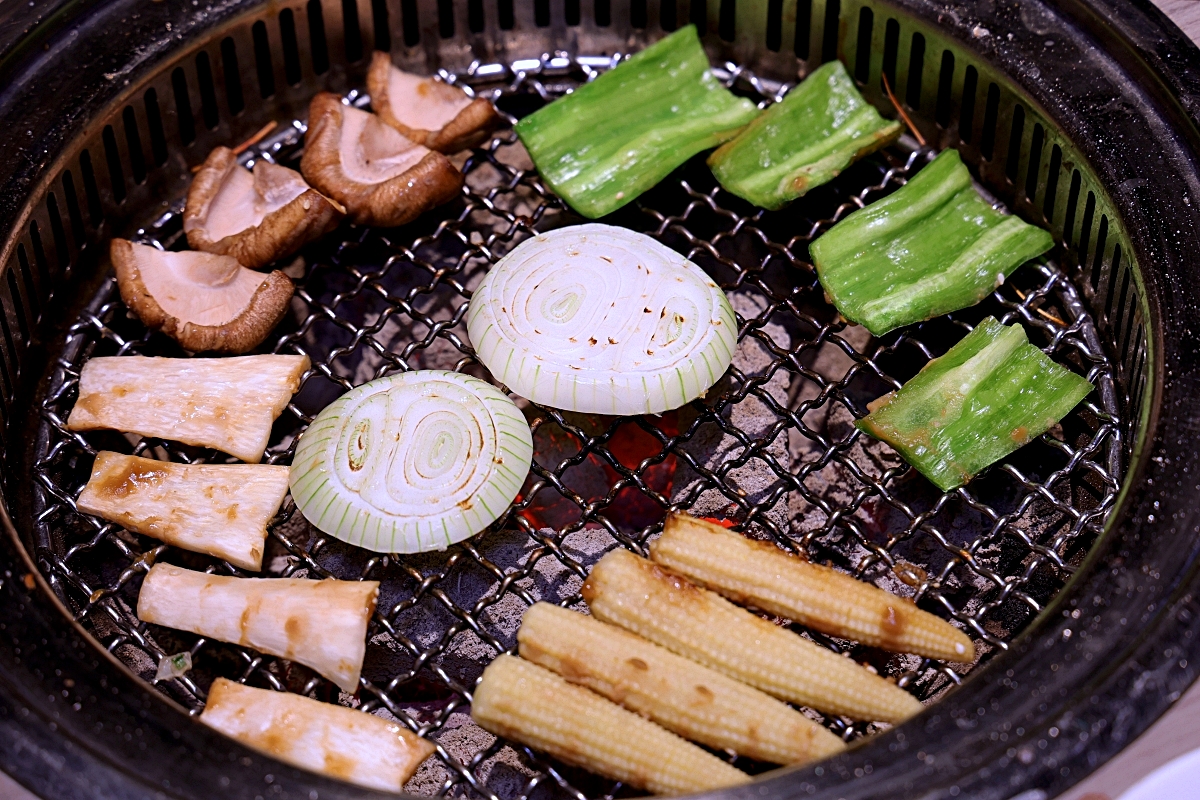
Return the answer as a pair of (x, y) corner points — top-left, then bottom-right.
(66, 354), (309, 463)
(138, 564), (378, 692)
(112, 240), (294, 354)
(76, 452), (289, 571)
(300, 92), (464, 227)
(184, 147), (344, 269)
(366, 51), (500, 153)
(201, 679), (434, 791)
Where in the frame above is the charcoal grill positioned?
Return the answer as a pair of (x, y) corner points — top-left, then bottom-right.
(0, 0), (1196, 798)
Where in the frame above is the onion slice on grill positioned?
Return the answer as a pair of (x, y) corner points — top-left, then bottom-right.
(467, 224), (737, 414)
(77, 451), (289, 571)
(201, 679), (435, 791)
(137, 564), (377, 692)
(290, 370), (533, 553)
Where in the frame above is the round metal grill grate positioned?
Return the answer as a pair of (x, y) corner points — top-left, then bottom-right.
(31, 54), (1121, 798)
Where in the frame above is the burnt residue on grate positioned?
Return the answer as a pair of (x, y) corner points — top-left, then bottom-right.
(30, 56), (1121, 798)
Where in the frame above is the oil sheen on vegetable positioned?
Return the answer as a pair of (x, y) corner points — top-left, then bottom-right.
(810, 149), (1055, 336)
(708, 60), (902, 209)
(514, 25), (759, 218)
(855, 317), (1092, 491)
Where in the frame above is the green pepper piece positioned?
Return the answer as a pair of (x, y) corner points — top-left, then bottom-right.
(856, 317), (1093, 491)
(810, 149), (1055, 336)
(707, 60), (903, 210)
(514, 25), (759, 219)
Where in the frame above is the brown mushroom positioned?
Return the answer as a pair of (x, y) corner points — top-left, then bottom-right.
(112, 239), (294, 354)
(299, 92), (464, 227)
(183, 147), (344, 269)
(366, 51), (501, 153)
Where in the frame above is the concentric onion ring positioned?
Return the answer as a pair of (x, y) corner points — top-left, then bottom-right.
(290, 370), (533, 553)
(467, 224), (737, 415)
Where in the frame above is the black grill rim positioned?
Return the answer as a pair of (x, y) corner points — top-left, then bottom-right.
(1, 1), (1200, 799)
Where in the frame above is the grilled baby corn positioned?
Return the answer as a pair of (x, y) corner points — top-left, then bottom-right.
(77, 452), (289, 571)
(518, 602), (845, 764)
(472, 655), (750, 796)
(137, 564), (377, 691)
(202, 678), (434, 791)
(650, 514), (975, 663)
(583, 550), (923, 723)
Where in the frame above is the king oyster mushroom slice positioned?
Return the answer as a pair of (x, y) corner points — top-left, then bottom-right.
(137, 564), (378, 692)
(184, 147), (344, 269)
(77, 452), (290, 571)
(366, 51), (501, 153)
(299, 92), (464, 227)
(201, 679), (435, 792)
(66, 354), (309, 463)
(112, 239), (294, 355)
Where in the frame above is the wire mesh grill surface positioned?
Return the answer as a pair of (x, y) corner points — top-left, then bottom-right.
(31, 54), (1121, 798)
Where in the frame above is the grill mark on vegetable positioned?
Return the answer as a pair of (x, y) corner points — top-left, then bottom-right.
(323, 750), (358, 780)
(93, 459), (168, 499)
(879, 603), (908, 650)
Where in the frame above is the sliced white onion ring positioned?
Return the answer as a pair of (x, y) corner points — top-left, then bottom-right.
(467, 224), (737, 415)
(290, 370), (532, 553)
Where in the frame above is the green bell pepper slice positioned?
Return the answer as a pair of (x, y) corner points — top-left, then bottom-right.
(707, 60), (903, 209)
(856, 317), (1093, 491)
(810, 149), (1055, 336)
(514, 25), (759, 219)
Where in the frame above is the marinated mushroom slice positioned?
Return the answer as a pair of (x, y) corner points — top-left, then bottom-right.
(76, 452), (289, 571)
(300, 92), (464, 227)
(112, 239), (294, 354)
(366, 51), (500, 153)
(184, 147), (344, 269)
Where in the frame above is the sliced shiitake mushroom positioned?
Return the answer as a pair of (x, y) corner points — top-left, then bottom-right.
(299, 93), (464, 228)
(112, 239), (294, 354)
(366, 51), (501, 153)
(183, 147), (344, 269)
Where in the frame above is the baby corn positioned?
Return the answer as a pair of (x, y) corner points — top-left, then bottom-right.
(650, 514), (975, 663)
(472, 655), (750, 796)
(518, 602), (845, 764)
(583, 550), (923, 723)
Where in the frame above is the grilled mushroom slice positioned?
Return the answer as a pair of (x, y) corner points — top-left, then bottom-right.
(66, 354), (309, 463)
(77, 452), (289, 571)
(112, 239), (294, 354)
(201, 679), (434, 791)
(300, 93), (464, 227)
(184, 147), (344, 269)
(138, 564), (378, 692)
(366, 51), (500, 153)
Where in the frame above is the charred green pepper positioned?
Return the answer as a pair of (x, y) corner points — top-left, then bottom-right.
(515, 26), (759, 219)
(810, 149), (1055, 336)
(856, 317), (1092, 491)
(707, 60), (902, 209)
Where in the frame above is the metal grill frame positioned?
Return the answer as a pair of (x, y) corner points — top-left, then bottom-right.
(3, 1), (1200, 800)
(31, 59), (1122, 799)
